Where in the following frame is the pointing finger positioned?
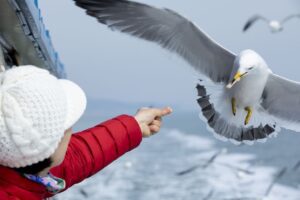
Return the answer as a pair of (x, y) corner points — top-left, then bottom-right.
(153, 107), (173, 118)
(161, 107), (173, 116)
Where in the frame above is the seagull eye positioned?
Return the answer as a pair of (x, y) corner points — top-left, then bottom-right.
(248, 67), (254, 70)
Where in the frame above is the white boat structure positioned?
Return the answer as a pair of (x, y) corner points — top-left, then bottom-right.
(0, 0), (65, 78)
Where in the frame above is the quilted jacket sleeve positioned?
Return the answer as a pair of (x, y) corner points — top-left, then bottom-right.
(49, 115), (142, 193)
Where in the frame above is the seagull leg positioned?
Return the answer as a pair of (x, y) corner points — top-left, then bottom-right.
(231, 97), (236, 116)
(244, 106), (253, 125)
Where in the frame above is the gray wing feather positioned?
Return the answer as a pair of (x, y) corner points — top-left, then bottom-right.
(243, 15), (269, 32)
(262, 73), (300, 129)
(281, 14), (300, 24)
(74, 0), (236, 83)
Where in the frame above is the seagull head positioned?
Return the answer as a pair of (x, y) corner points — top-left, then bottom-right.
(226, 50), (267, 89)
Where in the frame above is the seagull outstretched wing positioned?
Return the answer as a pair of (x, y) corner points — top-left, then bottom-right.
(281, 14), (300, 24)
(74, 0), (236, 83)
(262, 73), (300, 132)
(243, 15), (269, 32)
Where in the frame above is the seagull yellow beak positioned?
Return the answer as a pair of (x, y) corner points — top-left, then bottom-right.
(226, 72), (242, 89)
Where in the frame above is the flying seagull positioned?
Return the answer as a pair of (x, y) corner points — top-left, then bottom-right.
(243, 14), (300, 33)
(74, 0), (300, 144)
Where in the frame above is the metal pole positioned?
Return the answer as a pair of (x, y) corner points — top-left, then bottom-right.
(0, 34), (10, 71)
(0, 45), (5, 67)
(0, 45), (6, 72)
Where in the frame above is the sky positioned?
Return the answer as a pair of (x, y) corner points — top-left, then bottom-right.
(39, 0), (300, 111)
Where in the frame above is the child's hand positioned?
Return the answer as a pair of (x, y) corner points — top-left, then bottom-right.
(134, 107), (173, 138)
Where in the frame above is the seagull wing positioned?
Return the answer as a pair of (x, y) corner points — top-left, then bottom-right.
(262, 73), (300, 131)
(281, 14), (300, 24)
(74, 0), (236, 83)
(243, 15), (269, 32)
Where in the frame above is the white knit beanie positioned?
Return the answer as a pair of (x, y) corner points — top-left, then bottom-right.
(0, 66), (87, 168)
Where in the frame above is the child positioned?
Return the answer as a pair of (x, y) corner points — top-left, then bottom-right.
(0, 66), (172, 200)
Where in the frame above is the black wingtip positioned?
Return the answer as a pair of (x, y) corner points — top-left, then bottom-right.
(243, 22), (251, 32)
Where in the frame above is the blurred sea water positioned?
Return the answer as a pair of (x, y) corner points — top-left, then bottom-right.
(56, 101), (300, 200)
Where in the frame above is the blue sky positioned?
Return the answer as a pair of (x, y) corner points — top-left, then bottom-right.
(40, 0), (300, 111)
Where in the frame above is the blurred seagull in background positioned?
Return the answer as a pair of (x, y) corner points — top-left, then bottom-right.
(74, 0), (300, 144)
(243, 14), (300, 33)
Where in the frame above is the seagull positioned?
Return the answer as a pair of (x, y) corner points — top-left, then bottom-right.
(74, 0), (300, 144)
(243, 14), (300, 33)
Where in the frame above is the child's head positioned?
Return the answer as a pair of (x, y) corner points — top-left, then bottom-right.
(0, 66), (86, 174)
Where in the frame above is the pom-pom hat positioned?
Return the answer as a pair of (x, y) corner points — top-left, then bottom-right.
(0, 66), (86, 168)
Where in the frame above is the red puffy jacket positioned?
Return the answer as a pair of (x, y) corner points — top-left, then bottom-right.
(0, 115), (142, 200)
